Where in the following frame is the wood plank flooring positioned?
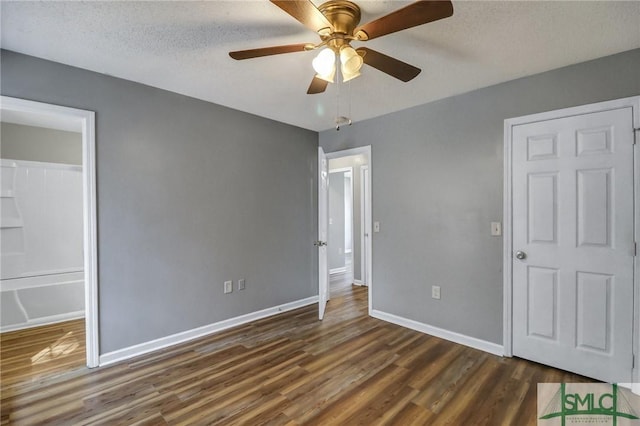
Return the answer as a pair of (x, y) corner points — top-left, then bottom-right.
(1, 319), (86, 388)
(1, 283), (590, 425)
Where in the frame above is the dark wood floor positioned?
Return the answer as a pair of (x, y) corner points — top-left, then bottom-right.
(1, 283), (590, 425)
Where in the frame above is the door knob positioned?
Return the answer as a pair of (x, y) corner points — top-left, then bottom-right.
(515, 251), (526, 260)
(314, 241), (327, 247)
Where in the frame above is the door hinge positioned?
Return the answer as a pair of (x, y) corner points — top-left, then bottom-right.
(635, 242), (638, 257)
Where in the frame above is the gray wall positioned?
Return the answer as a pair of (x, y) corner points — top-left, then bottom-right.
(328, 170), (346, 270)
(320, 48), (640, 345)
(1, 50), (318, 354)
(1, 123), (82, 165)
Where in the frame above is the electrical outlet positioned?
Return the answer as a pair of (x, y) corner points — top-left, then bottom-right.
(224, 280), (233, 294)
(374, 221), (380, 233)
(238, 279), (246, 291)
(432, 285), (441, 300)
(491, 222), (502, 236)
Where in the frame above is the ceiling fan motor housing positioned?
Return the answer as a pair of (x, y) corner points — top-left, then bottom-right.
(318, 0), (361, 50)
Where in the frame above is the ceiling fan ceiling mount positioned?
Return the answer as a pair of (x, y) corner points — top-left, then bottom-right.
(317, 0), (361, 38)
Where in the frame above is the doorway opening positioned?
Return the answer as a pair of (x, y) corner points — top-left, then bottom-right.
(0, 96), (99, 370)
(319, 146), (372, 319)
(328, 166), (354, 292)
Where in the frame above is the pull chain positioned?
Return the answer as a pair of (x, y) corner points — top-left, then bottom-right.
(335, 69), (353, 131)
(336, 68), (340, 128)
(348, 79), (352, 122)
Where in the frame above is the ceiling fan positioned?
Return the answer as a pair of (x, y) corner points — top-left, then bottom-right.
(229, 0), (454, 94)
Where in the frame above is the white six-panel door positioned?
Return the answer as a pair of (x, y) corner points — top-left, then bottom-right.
(511, 106), (635, 383)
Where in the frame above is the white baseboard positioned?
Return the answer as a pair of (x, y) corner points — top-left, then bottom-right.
(99, 296), (319, 367)
(370, 309), (504, 357)
(1, 310), (85, 333)
(329, 267), (347, 275)
(353, 280), (365, 286)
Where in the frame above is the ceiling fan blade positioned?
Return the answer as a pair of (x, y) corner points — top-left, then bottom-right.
(270, 0), (333, 33)
(355, 0), (453, 41)
(357, 48), (421, 82)
(229, 43), (310, 60)
(307, 75), (329, 94)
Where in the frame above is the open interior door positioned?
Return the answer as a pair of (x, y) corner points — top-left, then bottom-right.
(317, 147), (329, 320)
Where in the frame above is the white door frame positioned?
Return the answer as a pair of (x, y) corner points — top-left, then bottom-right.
(318, 147), (329, 320)
(360, 165), (370, 287)
(325, 146), (372, 316)
(503, 96), (640, 390)
(1, 96), (99, 368)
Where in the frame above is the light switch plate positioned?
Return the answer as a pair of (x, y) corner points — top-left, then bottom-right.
(491, 222), (502, 236)
(373, 221), (380, 233)
(432, 285), (441, 300)
(224, 280), (233, 294)
(238, 279), (246, 291)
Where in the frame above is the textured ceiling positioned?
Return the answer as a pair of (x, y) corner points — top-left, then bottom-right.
(2, 1), (639, 131)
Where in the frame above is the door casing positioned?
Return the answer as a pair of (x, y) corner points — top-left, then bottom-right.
(1, 96), (100, 368)
(324, 146), (373, 316)
(503, 96), (640, 390)
(360, 165), (370, 287)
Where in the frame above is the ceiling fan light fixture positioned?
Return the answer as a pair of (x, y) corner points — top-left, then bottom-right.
(341, 67), (360, 83)
(339, 45), (363, 74)
(312, 48), (336, 76)
(315, 67), (336, 83)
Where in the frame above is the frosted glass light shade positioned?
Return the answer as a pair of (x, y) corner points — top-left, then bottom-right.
(339, 46), (363, 74)
(315, 68), (335, 83)
(341, 67), (360, 82)
(312, 48), (336, 75)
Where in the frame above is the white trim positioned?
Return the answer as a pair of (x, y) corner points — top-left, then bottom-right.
(329, 267), (347, 275)
(360, 165), (370, 288)
(503, 96), (640, 381)
(325, 146), (370, 160)
(0, 159), (82, 171)
(633, 100), (640, 395)
(371, 309), (504, 357)
(1, 96), (100, 368)
(328, 166), (352, 174)
(1, 273), (83, 291)
(502, 118), (513, 357)
(353, 279), (365, 286)
(1, 311), (85, 333)
(99, 296), (319, 367)
(325, 146), (373, 315)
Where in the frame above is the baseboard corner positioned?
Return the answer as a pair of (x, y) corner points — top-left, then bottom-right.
(370, 309), (504, 357)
